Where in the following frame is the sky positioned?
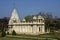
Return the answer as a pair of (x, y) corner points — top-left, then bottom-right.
(0, 0), (60, 19)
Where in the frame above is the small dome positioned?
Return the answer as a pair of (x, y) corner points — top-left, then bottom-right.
(33, 16), (37, 19)
(22, 19), (26, 21)
(38, 15), (44, 20)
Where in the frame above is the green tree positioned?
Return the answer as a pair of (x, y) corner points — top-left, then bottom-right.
(54, 18), (60, 30)
(0, 17), (9, 31)
(25, 15), (33, 22)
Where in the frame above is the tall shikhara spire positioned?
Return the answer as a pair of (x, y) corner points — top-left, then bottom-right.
(9, 8), (20, 25)
(11, 8), (19, 20)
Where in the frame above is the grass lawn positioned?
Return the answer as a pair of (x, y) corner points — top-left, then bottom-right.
(0, 37), (59, 40)
(0, 37), (29, 40)
(0, 32), (60, 40)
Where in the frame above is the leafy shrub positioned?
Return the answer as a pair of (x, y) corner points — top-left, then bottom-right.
(1, 31), (6, 37)
(12, 30), (16, 35)
(7, 32), (9, 35)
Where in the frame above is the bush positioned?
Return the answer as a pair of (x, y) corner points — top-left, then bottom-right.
(7, 32), (9, 35)
(12, 30), (16, 35)
(1, 31), (6, 37)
